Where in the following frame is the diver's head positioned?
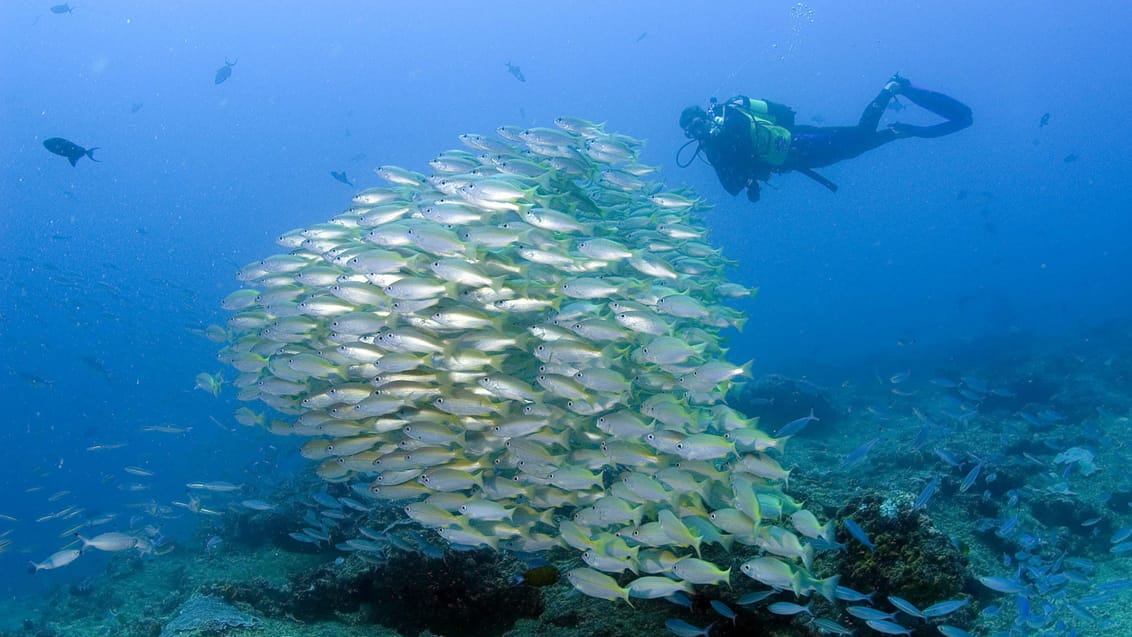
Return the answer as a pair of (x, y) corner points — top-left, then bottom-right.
(680, 105), (711, 142)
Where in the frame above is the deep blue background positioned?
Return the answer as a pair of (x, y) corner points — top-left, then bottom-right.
(2, 1), (1130, 598)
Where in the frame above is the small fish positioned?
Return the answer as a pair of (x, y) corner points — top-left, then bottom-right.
(86, 442), (127, 451)
(959, 460), (984, 493)
(194, 372), (223, 397)
(866, 619), (912, 635)
(709, 599), (736, 622)
(921, 599), (970, 618)
(834, 585), (874, 603)
(43, 137), (100, 167)
(886, 595), (924, 618)
(214, 58), (237, 85)
(330, 171), (354, 186)
(889, 370), (911, 384)
(505, 61), (525, 82)
(635, 32), (648, 42)
(78, 532), (138, 552)
(811, 617), (854, 635)
(843, 518), (876, 551)
(775, 408), (819, 437)
(1039, 112), (1050, 127)
(767, 601), (812, 616)
(736, 589), (776, 605)
(846, 606), (895, 621)
(664, 619), (712, 637)
(29, 548), (82, 572)
(142, 424), (192, 434)
(50, 3), (74, 13)
(241, 499), (275, 511)
(840, 437), (880, 468)
(566, 567), (632, 604)
(510, 565), (560, 587)
(978, 575), (1028, 594)
(131, 102), (143, 114)
(186, 481), (241, 492)
(913, 474), (941, 511)
(1063, 153), (1078, 163)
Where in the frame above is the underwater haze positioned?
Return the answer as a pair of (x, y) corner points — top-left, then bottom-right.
(3, 2), (1132, 637)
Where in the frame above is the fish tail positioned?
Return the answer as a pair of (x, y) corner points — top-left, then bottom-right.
(86, 147), (101, 162)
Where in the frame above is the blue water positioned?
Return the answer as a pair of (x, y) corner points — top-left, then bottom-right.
(2, 0), (1131, 624)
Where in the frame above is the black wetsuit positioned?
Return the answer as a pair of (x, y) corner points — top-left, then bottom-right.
(699, 82), (973, 201)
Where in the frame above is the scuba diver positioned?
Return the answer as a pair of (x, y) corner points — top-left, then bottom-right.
(678, 74), (972, 202)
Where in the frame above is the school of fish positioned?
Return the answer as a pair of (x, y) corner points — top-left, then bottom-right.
(216, 117), (842, 606)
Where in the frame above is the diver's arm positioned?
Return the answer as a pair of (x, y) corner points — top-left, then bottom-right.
(746, 180), (761, 203)
(713, 162), (748, 196)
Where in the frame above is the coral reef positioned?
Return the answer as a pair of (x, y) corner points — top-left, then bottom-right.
(836, 494), (970, 617)
(159, 594), (262, 637)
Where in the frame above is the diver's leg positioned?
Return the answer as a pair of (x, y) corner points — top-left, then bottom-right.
(786, 126), (899, 169)
(857, 80), (902, 131)
(892, 83), (973, 138)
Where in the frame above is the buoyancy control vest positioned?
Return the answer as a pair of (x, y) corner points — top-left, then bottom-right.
(729, 98), (793, 167)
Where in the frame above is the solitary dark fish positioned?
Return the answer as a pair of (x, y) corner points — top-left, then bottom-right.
(50, 3), (74, 13)
(1063, 153), (1078, 163)
(509, 565), (559, 587)
(214, 58), (237, 85)
(635, 32), (648, 42)
(131, 102), (143, 114)
(330, 171), (354, 186)
(505, 61), (525, 83)
(1040, 112), (1050, 127)
(43, 137), (100, 166)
